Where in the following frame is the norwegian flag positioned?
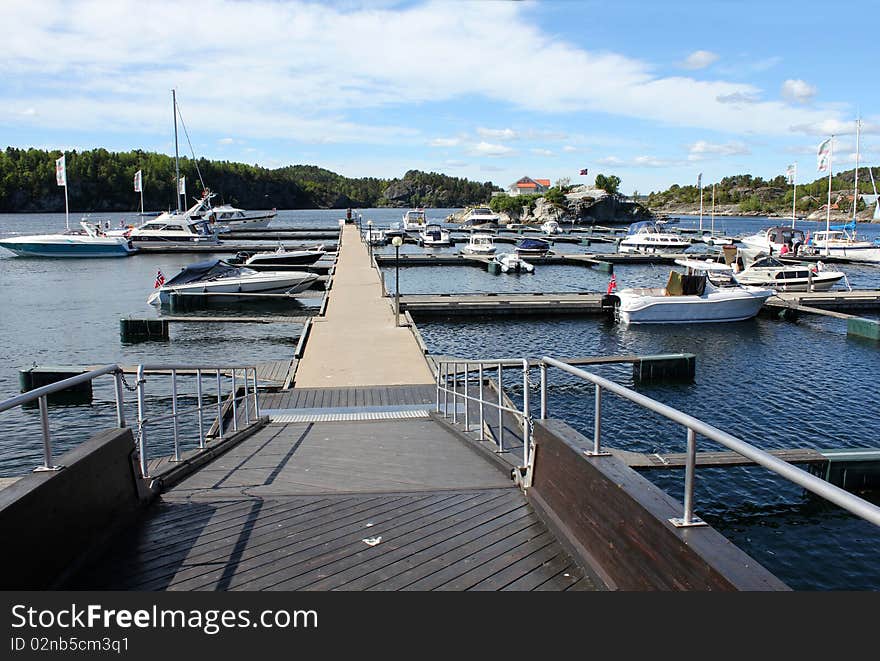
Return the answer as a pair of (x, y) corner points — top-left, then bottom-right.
(154, 269), (166, 288)
(606, 274), (617, 294)
(579, 168), (588, 176)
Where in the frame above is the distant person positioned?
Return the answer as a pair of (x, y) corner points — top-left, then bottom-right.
(780, 242), (790, 256)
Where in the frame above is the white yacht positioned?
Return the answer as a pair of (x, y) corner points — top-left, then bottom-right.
(731, 254), (845, 292)
(460, 207), (501, 229)
(205, 203), (276, 230)
(402, 209), (427, 231)
(0, 220), (137, 258)
(238, 244), (326, 268)
(418, 223), (451, 247)
(618, 221), (691, 254)
(614, 259), (772, 324)
(460, 233), (497, 256)
(806, 225), (880, 263)
(541, 220), (562, 235)
(740, 226), (807, 255)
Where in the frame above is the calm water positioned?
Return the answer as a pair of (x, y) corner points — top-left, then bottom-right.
(2, 209), (879, 590)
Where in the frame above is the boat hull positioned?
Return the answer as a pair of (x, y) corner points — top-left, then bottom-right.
(149, 272), (318, 305)
(0, 237), (135, 258)
(809, 245), (880, 263)
(617, 288), (772, 324)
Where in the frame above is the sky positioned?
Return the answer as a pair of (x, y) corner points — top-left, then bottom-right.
(1, 0), (877, 195)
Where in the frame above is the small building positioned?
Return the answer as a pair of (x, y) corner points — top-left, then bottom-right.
(508, 176), (551, 197)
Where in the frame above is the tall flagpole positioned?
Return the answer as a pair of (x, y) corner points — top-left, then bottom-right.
(63, 176), (69, 231)
(173, 89), (181, 213)
(140, 177), (144, 215)
(825, 135), (834, 256)
(853, 117), (861, 225)
(710, 184), (715, 234)
(698, 178), (704, 233)
(791, 163), (797, 230)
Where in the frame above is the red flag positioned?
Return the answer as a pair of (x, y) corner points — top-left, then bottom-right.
(579, 168), (588, 176)
(154, 270), (166, 288)
(606, 274), (616, 294)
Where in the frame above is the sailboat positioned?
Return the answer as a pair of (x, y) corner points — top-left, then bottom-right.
(702, 184), (735, 246)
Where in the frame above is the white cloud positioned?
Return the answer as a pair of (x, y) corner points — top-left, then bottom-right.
(781, 79), (817, 104)
(470, 141), (515, 157)
(716, 91), (761, 105)
(790, 118), (860, 136)
(531, 148), (554, 157)
(681, 50), (719, 70)
(477, 127), (519, 141)
(597, 155), (684, 168)
(562, 145), (578, 152)
(218, 137), (235, 144)
(430, 137), (461, 147)
(688, 140), (751, 160)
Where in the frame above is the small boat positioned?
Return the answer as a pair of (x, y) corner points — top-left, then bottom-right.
(702, 232), (736, 246)
(418, 223), (452, 247)
(402, 209), (428, 231)
(493, 253), (535, 273)
(236, 244), (326, 268)
(460, 207), (501, 229)
(0, 220), (137, 258)
(613, 258), (773, 324)
(805, 223), (880, 263)
(364, 226), (386, 245)
(740, 226), (807, 255)
(541, 220), (562, 235)
(460, 233), (496, 256)
(204, 202), (276, 230)
(731, 253), (845, 292)
(618, 221), (691, 254)
(147, 259), (318, 305)
(384, 222), (407, 239)
(514, 237), (552, 257)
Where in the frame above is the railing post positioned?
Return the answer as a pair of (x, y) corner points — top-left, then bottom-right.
(171, 369), (180, 462)
(540, 361), (547, 420)
(231, 369), (238, 432)
(242, 368), (251, 424)
(522, 359), (530, 467)
(452, 362), (458, 424)
(443, 362), (448, 416)
(436, 362), (441, 413)
(136, 365), (148, 477)
(196, 369), (205, 449)
(592, 384), (602, 455)
(497, 364), (504, 452)
(478, 363), (485, 441)
(114, 370), (126, 428)
(463, 364), (470, 432)
(252, 368), (260, 418)
(671, 428), (707, 527)
(216, 369), (224, 439)
(33, 395), (61, 472)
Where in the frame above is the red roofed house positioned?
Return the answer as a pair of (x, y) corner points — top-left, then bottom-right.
(508, 176), (551, 196)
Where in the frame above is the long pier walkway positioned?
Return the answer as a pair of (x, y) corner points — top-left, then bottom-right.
(69, 224), (593, 591)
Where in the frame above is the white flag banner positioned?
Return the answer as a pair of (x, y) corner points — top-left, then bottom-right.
(817, 138), (832, 172)
(178, 176), (186, 195)
(133, 170), (142, 193)
(786, 164), (797, 185)
(696, 172), (702, 188)
(55, 155), (66, 187)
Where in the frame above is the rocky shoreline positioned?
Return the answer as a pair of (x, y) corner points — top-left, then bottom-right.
(649, 202), (879, 223)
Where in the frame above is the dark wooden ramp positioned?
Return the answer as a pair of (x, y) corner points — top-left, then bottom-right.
(69, 386), (595, 591)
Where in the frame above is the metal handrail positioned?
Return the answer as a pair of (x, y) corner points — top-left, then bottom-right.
(540, 356), (880, 529)
(0, 365), (126, 473)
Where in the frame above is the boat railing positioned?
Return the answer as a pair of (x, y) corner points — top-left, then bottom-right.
(0, 363), (261, 481)
(435, 355), (880, 530)
(0, 365), (127, 473)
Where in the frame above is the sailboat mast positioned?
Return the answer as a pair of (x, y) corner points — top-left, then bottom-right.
(825, 135), (834, 257)
(853, 117), (861, 224)
(173, 89), (181, 213)
(791, 163), (797, 230)
(711, 184), (715, 233)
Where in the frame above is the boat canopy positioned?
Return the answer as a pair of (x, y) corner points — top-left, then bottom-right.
(164, 259), (245, 286)
(626, 221), (661, 235)
(517, 238), (551, 250)
(674, 258), (732, 272)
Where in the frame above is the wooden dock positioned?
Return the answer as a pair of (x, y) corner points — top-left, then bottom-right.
(399, 292), (609, 316)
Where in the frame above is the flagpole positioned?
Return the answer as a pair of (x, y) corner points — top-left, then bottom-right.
(853, 117), (861, 225)
(825, 135), (834, 257)
(63, 179), (69, 231)
(698, 180), (703, 233)
(140, 181), (144, 215)
(791, 163), (797, 230)
(710, 184), (715, 234)
(173, 89), (181, 213)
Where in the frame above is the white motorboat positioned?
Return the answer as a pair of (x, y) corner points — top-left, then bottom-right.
(460, 233), (497, 256)
(418, 223), (452, 247)
(115, 210), (220, 245)
(205, 203), (276, 230)
(493, 253), (535, 273)
(731, 254), (845, 292)
(514, 237), (552, 257)
(541, 220), (562, 235)
(739, 226), (807, 255)
(613, 259), (773, 324)
(402, 209), (427, 231)
(805, 224), (880, 263)
(702, 232), (736, 246)
(237, 244), (326, 268)
(0, 220), (137, 258)
(618, 221), (692, 254)
(384, 222), (407, 239)
(364, 226), (386, 245)
(460, 207), (501, 229)
(147, 259), (318, 305)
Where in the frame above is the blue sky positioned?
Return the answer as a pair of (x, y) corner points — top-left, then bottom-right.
(1, 0), (876, 195)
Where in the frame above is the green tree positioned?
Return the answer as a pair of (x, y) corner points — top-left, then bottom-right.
(595, 173), (621, 195)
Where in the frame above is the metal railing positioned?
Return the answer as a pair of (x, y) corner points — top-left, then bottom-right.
(435, 358), (533, 468)
(134, 364), (260, 478)
(435, 354), (880, 530)
(0, 365), (126, 473)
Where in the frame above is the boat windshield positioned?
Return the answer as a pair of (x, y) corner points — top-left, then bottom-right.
(163, 260), (244, 286)
(626, 221), (660, 235)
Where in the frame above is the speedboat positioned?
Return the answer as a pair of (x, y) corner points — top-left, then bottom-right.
(418, 223), (452, 247)
(0, 220), (137, 258)
(364, 226), (386, 245)
(460, 233), (496, 256)
(731, 253), (845, 292)
(613, 258), (773, 324)
(384, 222), (407, 239)
(739, 226), (807, 255)
(702, 232), (736, 246)
(460, 207), (501, 229)
(147, 259), (318, 305)
(236, 244), (326, 268)
(204, 203), (276, 230)
(402, 209), (427, 231)
(618, 221), (691, 254)
(805, 223), (880, 263)
(541, 220), (562, 235)
(515, 237), (552, 257)
(493, 253), (535, 273)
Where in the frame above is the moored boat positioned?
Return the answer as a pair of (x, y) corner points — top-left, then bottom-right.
(235, 244), (326, 268)
(514, 237), (551, 256)
(460, 233), (497, 256)
(418, 223), (452, 247)
(0, 220), (137, 258)
(493, 252), (535, 273)
(618, 221), (691, 254)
